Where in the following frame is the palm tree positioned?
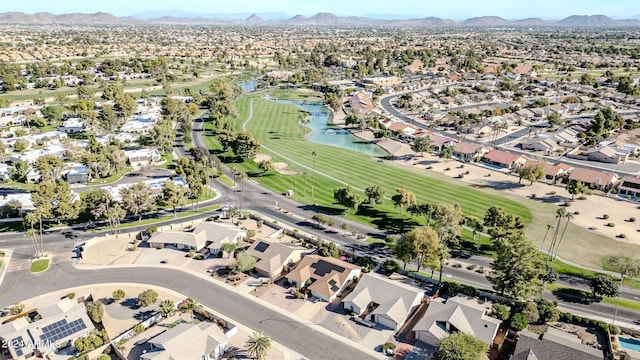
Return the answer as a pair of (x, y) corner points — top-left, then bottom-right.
(553, 211), (575, 260)
(547, 208), (566, 265)
(310, 151), (318, 198)
(607, 256), (640, 324)
(181, 298), (199, 323)
(24, 226), (39, 258)
(159, 299), (175, 317)
(301, 171), (309, 197)
(235, 171), (248, 216)
(539, 224), (553, 252)
(245, 332), (272, 360)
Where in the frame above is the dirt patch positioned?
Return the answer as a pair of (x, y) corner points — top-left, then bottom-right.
(254, 153), (272, 163)
(273, 162), (297, 175)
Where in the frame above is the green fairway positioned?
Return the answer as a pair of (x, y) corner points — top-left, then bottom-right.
(234, 96), (531, 230)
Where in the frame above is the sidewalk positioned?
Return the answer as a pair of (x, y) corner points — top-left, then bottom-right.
(74, 223), (385, 359)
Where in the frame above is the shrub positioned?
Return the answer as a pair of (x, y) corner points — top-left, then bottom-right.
(246, 230), (256, 238)
(530, 193), (536, 199)
(146, 226), (158, 234)
(9, 302), (24, 315)
(382, 342), (396, 351)
(610, 325), (621, 335)
(137, 289), (159, 307)
(607, 223), (615, 227)
(305, 278), (312, 286)
(452, 263), (462, 268)
(475, 267), (484, 274)
(294, 291), (304, 299)
(492, 304), (510, 320)
(466, 264), (476, 270)
(97, 355), (111, 360)
(465, 170), (470, 174)
(134, 324), (145, 334)
(630, 217), (636, 222)
(578, 196), (587, 200)
(113, 289), (125, 301)
(603, 214), (610, 219)
(66, 293), (76, 300)
(522, 302), (540, 323)
(86, 301), (104, 323)
(511, 313), (529, 331)
(573, 315), (582, 323)
(426, 166), (433, 169)
(619, 234), (627, 238)
(444, 167), (451, 171)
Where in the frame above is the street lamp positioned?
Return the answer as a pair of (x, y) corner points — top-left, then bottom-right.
(311, 151), (318, 199)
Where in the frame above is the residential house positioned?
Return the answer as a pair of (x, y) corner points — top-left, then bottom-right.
(0, 298), (95, 360)
(64, 163), (89, 184)
(246, 239), (309, 280)
(124, 149), (162, 168)
(481, 150), (528, 170)
(120, 118), (156, 134)
(106, 177), (188, 201)
(286, 255), (361, 302)
(542, 162), (574, 182)
(424, 132), (456, 152)
(453, 141), (487, 162)
(140, 322), (229, 360)
(510, 328), (602, 360)
(618, 176), (640, 199)
(148, 222), (246, 255)
(57, 118), (85, 133)
(413, 296), (501, 348)
(342, 273), (423, 331)
(520, 137), (559, 153)
(567, 167), (618, 190)
(363, 77), (400, 87)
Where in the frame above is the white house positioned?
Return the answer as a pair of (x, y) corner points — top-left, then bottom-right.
(57, 118), (85, 133)
(124, 148), (162, 167)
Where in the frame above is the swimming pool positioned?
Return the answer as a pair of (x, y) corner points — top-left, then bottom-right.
(619, 337), (640, 352)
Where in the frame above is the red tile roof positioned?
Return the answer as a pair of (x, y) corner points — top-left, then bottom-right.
(454, 141), (481, 155)
(568, 167), (616, 185)
(482, 150), (523, 165)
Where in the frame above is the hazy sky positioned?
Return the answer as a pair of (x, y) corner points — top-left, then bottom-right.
(2, 0), (637, 19)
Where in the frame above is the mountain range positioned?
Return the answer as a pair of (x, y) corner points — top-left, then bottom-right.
(0, 11), (638, 27)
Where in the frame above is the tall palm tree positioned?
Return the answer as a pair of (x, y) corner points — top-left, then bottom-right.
(302, 171), (309, 197)
(181, 298), (199, 323)
(607, 256), (640, 324)
(547, 208), (566, 265)
(553, 211), (575, 260)
(310, 151), (318, 199)
(235, 171), (247, 216)
(245, 332), (272, 360)
(539, 224), (553, 252)
(23, 225), (39, 258)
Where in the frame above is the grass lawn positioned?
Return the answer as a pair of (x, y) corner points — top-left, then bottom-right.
(89, 168), (132, 185)
(602, 296), (640, 311)
(217, 175), (235, 188)
(202, 95), (631, 270)
(235, 97), (530, 230)
(97, 204), (220, 231)
(546, 284), (640, 311)
(548, 259), (600, 279)
(268, 89), (324, 101)
(30, 258), (50, 273)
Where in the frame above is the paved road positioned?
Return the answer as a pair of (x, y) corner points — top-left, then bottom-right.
(0, 263), (374, 360)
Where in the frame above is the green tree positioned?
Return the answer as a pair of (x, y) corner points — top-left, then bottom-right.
(231, 131), (261, 159)
(535, 298), (560, 323)
(394, 236), (414, 271)
(404, 226), (441, 273)
(510, 313), (529, 331)
(232, 251), (257, 273)
(105, 203), (126, 233)
(34, 154), (65, 183)
(437, 332), (486, 360)
(84, 189), (112, 220)
(489, 232), (545, 299)
(364, 184), (385, 205)
(220, 243), (238, 259)
(589, 275), (619, 302)
(391, 188), (417, 215)
(119, 183), (156, 222)
(98, 106), (119, 131)
(245, 332), (272, 360)
(566, 180), (588, 200)
(257, 159), (273, 174)
(10, 160), (28, 182)
(76, 85), (94, 101)
(161, 180), (186, 217)
(137, 289), (159, 307)
(333, 185), (363, 211)
(40, 105), (64, 123)
(150, 121), (175, 153)
(411, 136), (432, 156)
(491, 304), (510, 320)
(0, 97), (11, 108)
(546, 113), (563, 127)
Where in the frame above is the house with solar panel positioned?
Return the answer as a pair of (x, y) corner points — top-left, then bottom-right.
(0, 297), (95, 360)
(285, 255), (361, 302)
(245, 239), (309, 280)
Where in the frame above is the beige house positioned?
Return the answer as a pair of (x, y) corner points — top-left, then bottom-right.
(148, 222), (246, 255)
(246, 240), (309, 280)
(286, 255), (361, 302)
(0, 298), (95, 360)
(342, 273), (423, 331)
(140, 322), (228, 360)
(413, 296), (500, 348)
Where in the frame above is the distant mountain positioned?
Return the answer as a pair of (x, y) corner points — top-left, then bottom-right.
(558, 14), (640, 26)
(0, 11), (639, 27)
(0, 11), (125, 24)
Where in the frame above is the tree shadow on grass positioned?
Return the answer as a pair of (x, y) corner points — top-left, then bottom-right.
(299, 204), (345, 216)
(355, 206), (419, 234)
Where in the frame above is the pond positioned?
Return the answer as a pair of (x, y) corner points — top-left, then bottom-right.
(238, 79), (259, 93)
(275, 100), (388, 157)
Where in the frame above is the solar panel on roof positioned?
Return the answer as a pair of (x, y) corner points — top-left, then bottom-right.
(328, 279), (340, 292)
(254, 241), (270, 253)
(311, 259), (346, 277)
(11, 336), (24, 356)
(40, 318), (87, 343)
